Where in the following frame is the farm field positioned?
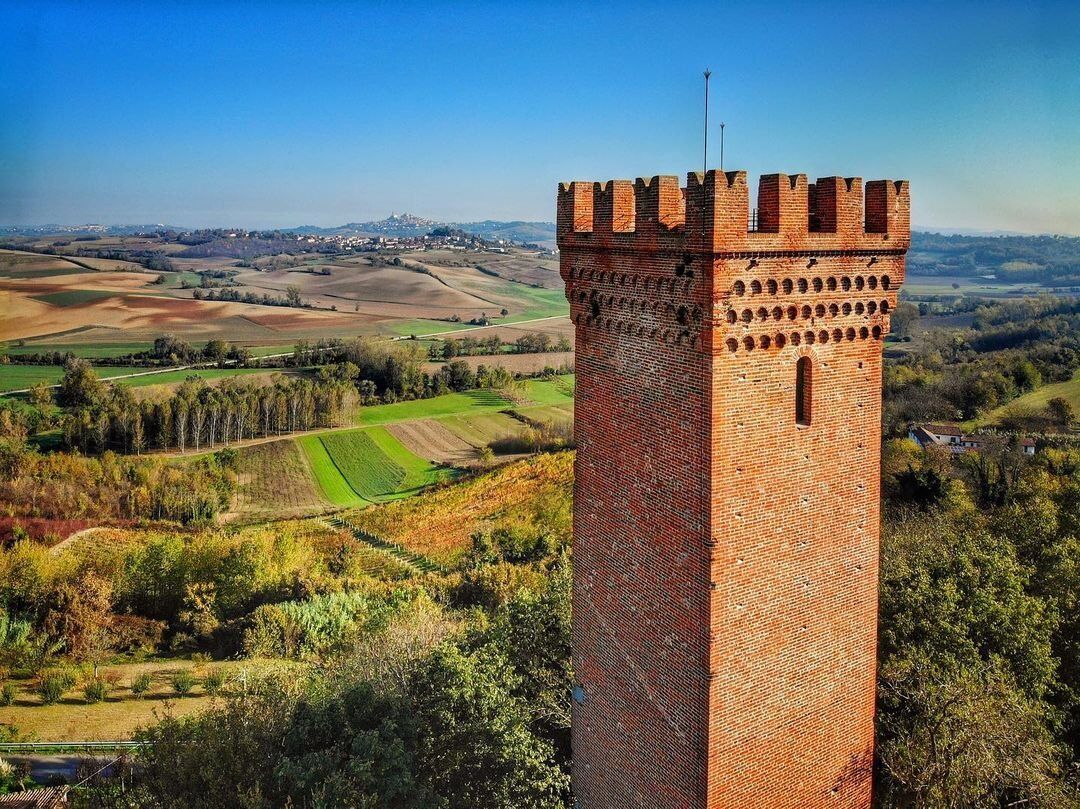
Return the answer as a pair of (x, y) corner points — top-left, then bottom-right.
(516, 402), (574, 426)
(230, 376), (576, 516)
(438, 411), (530, 449)
(297, 434), (367, 508)
(386, 420), (478, 467)
(1, 340), (155, 358)
(232, 439), (330, 521)
(520, 375), (574, 404)
(306, 427), (454, 505)
(901, 273), (1047, 299)
(423, 350), (573, 377)
(0, 244), (570, 349)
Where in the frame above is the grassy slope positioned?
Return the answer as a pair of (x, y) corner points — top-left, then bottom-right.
(347, 451), (573, 566)
(312, 427), (453, 505)
(438, 411), (528, 447)
(356, 388), (510, 425)
(240, 377), (576, 516)
(972, 373), (1080, 428)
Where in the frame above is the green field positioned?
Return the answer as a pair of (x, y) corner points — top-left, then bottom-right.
(300, 426), (452, 505)
(0, 364), (278, 394)
(356, 388), (511, 425)
(974, 373), (1080, 428)
(320, 427), (451, 502)
(31, 289), (118, 307)
(492, 284), (569, 322)
(439, 411), (528, 447)
(1, 266), (85, 280)
(118, 367), (277, 388)
(0, 364), (136, 392)
(902, 274), (1045, 299)
(382, 319), (480, 338)
(517, 402), (574, 425)
(1, 341), (153, 358)
(520, 375), (574, 405)
(297, 434), (367, 507)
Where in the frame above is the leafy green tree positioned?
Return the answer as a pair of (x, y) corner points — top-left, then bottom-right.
(409, 645), (569, 809)
(57, 358), (104, 409)
(277, 682), (433, 807)
(1046, 396), (1075, 428)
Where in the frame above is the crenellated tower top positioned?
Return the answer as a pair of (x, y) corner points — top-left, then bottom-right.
(557, 170), (909, 254)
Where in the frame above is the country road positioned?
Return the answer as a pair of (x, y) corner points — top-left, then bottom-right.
(2, 752), (125, 783)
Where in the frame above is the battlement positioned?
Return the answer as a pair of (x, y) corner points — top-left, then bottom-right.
(558, 170), (909, 253)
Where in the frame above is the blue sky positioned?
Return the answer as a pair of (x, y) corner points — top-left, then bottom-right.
(1, 1), (1078, 233)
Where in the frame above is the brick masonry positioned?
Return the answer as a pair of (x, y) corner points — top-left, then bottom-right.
(558, 170), (909, 809)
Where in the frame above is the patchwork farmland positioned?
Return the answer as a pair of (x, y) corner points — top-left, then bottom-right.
(230, 375), (575, 520)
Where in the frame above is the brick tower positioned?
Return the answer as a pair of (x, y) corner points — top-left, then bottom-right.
(558, 170), (909, 809)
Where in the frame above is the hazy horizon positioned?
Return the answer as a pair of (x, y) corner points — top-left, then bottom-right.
(2, 1), (1078, 234)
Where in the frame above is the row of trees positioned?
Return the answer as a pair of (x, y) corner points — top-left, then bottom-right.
(192, 285), (306, 308)
(0, 334), (253, 368)
(62, 374), (358, 456)
(427, 332), (572, 361)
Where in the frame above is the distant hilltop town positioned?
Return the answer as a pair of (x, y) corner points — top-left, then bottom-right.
(0, 216), (559, 250)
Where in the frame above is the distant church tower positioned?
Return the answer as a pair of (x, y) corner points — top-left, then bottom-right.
(558, 170), (909, 808)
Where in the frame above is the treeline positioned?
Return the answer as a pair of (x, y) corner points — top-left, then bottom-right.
(0, 334), (252, 368)
(427, 332), (571, 361)
(193, 285), (307, 308)
(884, 296), (1080, 431)
(0, 241), (177, 272)
(61, 369), (358, 455)
(909, 232), (1080, 286)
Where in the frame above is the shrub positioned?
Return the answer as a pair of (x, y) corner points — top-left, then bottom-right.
(83, 678), (109, 704)
(0, 683), (15, 706)
(171, 669), (195, 696)
(202, 668), (226, 695)
(37, 674), (67, 704)
(110, 614), (166, 654)
(242, 591), (399, 660)
(131, 672), (152, 698)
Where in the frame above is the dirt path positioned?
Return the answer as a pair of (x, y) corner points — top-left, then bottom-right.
(389, 314), (568, 341)
(48, 526), (105, 557)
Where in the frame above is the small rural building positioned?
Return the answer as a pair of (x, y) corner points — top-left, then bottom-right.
(0, 786), (69, 808)
(908, 423), (1036, 455)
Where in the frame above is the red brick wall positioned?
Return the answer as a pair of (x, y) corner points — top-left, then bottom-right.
(559, 171), (909, 809)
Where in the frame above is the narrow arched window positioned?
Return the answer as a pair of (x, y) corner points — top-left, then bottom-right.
(795, 357), (812, 426)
